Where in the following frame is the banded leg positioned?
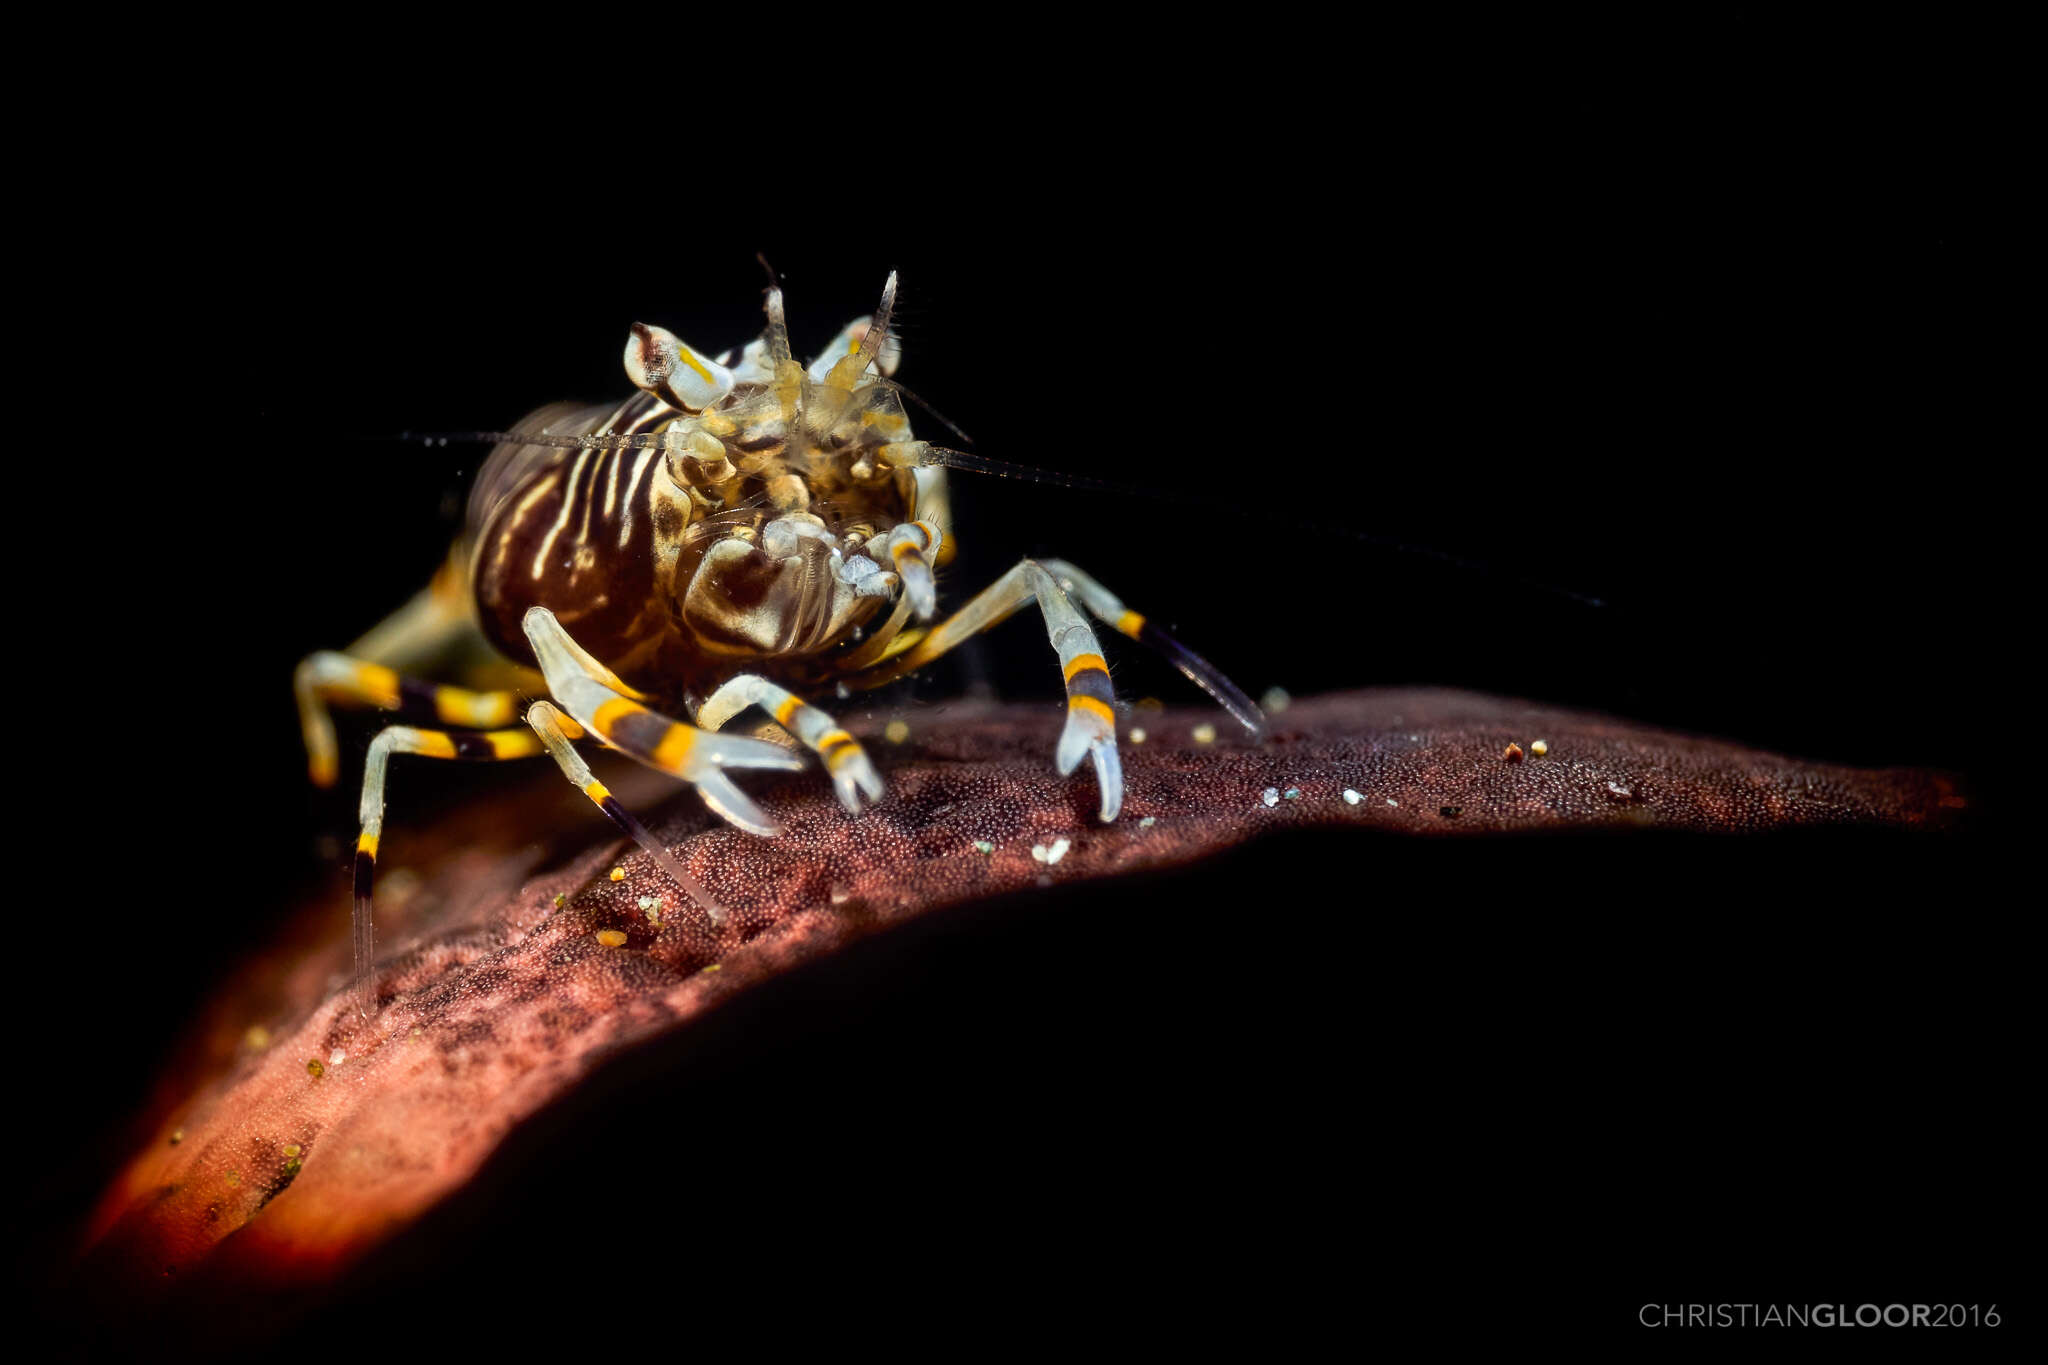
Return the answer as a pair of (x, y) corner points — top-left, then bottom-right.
(696, 676), (885, 814)
(350, 703), (745, 1011)
(297, 650), (522, 787)
(352, 722), (547, 1005)
(524, 702), (728, 924)
(1037, 559), (1266, 736)
(852, 559), (1124, 822)
(880, 519), (943, 620)
(522, 607), (807, 837)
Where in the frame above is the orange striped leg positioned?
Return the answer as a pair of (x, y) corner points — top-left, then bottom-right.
(1037, 559), (1265, 736)
(296, 650), (522, 787)
(523, 702), (728, 924)
(350, 721), (547, 1011)
(879, 519), (943, 619)
(849, 558), (1124, 821)
(696, 675), (885, 815)
(520, 607), (806, 837)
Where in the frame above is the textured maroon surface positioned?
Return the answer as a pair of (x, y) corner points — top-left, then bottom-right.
(78, 689), (1963, 1297)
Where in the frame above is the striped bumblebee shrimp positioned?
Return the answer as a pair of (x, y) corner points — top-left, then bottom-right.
(297, 272), (1264, 1003)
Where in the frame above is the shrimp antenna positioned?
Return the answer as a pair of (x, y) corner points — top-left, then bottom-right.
(879, 378), (975, 445)
(906, 444), (1131, 493)
(365, 435), (1604, 610)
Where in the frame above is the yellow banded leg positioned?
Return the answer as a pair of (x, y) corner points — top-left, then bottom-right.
(851, 558), (1124, 822)
(880, 520), (943, 619)
(524, 702), (730, 926)
(1037, 559), (1266, 736)
(296, 650), (523, 787)
(352, 722), (546, 1010)
(520, 607), (807, 837)
(697, 676), (885, 815)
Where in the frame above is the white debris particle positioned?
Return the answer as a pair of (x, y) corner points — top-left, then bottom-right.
(636, 896), (660, 911)
(328, 1048), (346, 1067)
(1192, 723), (1217, 745)
(1607, 781), (1635, 799)
(1138, 816), (1157, 827)
(1530, 739), (1549, 757)
(1259, 686), (1292, 714)
(1129, 727), (1147, 744)
(829, 885), (852, 904)
(972, 840), (995, 854)
(1283, 787), (1301, 800)
(1031, 838), (1071, 865)
(1261, 787), (1280, 807)
(1342, 789), (1363, 805)
(1387, 798), (1398, 807)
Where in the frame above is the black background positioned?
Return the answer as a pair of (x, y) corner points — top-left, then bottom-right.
(19, 10), (2022, 1356)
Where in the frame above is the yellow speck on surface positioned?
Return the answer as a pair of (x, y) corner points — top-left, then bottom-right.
(885, 719), (910, 744)
(168, 1128), (183, 1146)
(1129, 728), (1147, 744)
(608, 866), (625, 882)
(244, 1025), (271, 1051)
(553, 893), (567, 908)
(226, 1170), (240, 1187)
(703, 963), (722, 973)
(1530, 739), (1549, 757)
(283, 1144), (301, 1159)
(1192, 723), (1217, 745)
(305, 1059), (325, 1080)
(596, 929), (627, 947)
(1136, 696), (1164, 712)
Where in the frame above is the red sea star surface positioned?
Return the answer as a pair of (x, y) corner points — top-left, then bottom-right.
(76, 689), (1963, 1315)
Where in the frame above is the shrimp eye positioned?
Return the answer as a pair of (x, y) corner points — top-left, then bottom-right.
(624, 322), (733, 413)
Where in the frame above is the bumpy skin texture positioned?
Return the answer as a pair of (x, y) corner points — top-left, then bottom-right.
(78, 689), (1963, 1303)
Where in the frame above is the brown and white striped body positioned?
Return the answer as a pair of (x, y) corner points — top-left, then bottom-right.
(465, 358), (929, 707)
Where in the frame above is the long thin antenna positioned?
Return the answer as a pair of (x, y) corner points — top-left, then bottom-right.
(363, 432), (1606, 610)
(911, 444), (1127, 492)
(385, 429), (674, 451)
(907, 446), (1607, 610)
(880, 378), (975, 446)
